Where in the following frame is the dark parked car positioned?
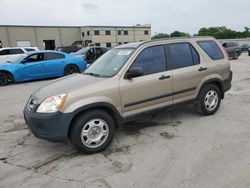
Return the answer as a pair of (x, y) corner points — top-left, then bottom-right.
(222, 42), (242, 60)
(240, 44), (250, 52)
(56, 45), (82, 54)
(71, 46), (108, 64)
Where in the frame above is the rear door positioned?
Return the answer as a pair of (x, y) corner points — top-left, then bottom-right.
(119, 45), (173, 117)
(166, 42), (204, 104)
(42, 52), (66, 77)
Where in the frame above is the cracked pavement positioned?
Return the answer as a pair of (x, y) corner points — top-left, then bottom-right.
(1, 54), (250, 188)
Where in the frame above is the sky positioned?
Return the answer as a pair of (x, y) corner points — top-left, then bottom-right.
(0, 0), (250, 35)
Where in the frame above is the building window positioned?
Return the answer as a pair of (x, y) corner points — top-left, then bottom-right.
(118, 30), (121, 35)
(118, 42), (122, 45)
(0, 40), (2, 48)
(82, 32), (85, 37)
(87, 31), (90, 36)
(124, 42), (128, 44)
(144, 30), (149, 35)
(124, 31), (128, 35)
(106, 30), (111, 35)
(94, 30), (100, 35)
(106, 43), (112, 48)
(95, 43), (101, 47)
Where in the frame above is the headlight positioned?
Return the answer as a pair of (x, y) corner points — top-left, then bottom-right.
(36, 94), (67, 113)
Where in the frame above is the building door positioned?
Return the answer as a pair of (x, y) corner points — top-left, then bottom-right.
(43, 40), (55, 50)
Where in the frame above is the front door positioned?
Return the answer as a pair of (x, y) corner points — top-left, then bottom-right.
(119, 45), (173, 117)
(18, 53), (46, 81)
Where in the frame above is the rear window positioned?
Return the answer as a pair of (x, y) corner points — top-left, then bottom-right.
(25, 48), (36, 52)
(197, 41), (224, 60)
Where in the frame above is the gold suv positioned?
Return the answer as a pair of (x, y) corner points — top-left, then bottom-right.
(24, 37), (232, 154)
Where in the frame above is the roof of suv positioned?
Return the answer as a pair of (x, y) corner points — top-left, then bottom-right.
(115, 36), (215, 49)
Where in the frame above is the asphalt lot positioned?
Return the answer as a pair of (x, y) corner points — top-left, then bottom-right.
(0, 53), (250, 188)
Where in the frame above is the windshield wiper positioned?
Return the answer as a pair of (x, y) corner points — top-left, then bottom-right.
(85, 72), (101, 77)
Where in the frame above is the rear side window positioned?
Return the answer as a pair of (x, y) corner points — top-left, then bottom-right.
(167, 43), (200, 69)
(44, 53), (65, 60)
(197, 41), (224, 60)
(131, 45), (166, 76)
(25, 48), (36, 52)
(9, 49), (24, 54)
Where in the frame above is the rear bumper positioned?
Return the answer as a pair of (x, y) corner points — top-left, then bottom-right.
(23, 106), (73, 143)
(223, 71), (232, 93)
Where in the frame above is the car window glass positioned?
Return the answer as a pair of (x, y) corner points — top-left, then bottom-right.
(96, 48), (103, 58)
(0, 50), (9, 55)
(25, 48), (36, 52)
(197, 41), (224, 60)
(168, 43), (195, 69)
(9, 49), (24, 54)
(190, 45), (200, 65)
(130, 45), (166, 76)
(25, 54), (43, 63)
(44, 53), (65, 60)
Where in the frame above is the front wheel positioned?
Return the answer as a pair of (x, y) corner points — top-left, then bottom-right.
(195, 84), (221, 115)
(70, 110), (116, 154)
(64, 65), (79, 76)
(0, 72), (8, 87)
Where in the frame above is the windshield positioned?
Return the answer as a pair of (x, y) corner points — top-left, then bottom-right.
(76, 48), (89, 54)
(6, 54), (27, 63)
(85, 48), (134, 77)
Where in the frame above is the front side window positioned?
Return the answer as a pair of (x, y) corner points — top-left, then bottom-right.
(168, 43), (200, 69)
(25, 48), (36, 52)
(85, 48), (134, 77)
(25, 54), (43, 63)
(0, 50), (8, 55)
(44, 53), (65, 60)
(197, 40), (224, 60)
(130, 45), (166, 76)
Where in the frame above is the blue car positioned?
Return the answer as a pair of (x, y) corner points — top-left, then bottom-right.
(0, 50), (87, 86)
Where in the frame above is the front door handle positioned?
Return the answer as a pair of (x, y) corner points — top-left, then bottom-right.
(159, 75), (171, 80)
(198, 67), (208, 72)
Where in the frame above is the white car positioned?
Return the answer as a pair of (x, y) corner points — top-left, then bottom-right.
(0, 47), (39, 63)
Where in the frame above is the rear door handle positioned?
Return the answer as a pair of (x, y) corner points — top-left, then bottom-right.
(159, 75), (171, 80)
(198, 67), (208, 72)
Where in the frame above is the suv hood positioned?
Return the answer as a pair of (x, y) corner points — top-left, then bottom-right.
(33, 74), (106, 101)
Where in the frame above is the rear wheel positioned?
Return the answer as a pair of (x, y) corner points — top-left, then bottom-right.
(0, 72), (8, 86)
(233, 52), (238, 60)
(195, 84), (221, 115)
(64, 65), (79, 76)
(70, 110), (116, 154)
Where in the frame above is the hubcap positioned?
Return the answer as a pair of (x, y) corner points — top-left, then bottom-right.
(204, 90), (218, 111)
(81, 119), (109, 148)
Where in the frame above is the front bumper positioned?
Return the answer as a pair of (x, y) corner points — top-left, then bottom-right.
(23, 106), (73, 143)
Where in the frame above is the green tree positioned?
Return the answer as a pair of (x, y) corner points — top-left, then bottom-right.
(151, 33), (170, 40)
(170, 31), (188, 37)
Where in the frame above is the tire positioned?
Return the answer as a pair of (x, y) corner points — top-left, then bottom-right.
(64, 65), (79, 76)
(195, 84), (221, 115)
(233, 52), (238, 60)
(70, 110), (116, 154)
(0, 72), (8, 87)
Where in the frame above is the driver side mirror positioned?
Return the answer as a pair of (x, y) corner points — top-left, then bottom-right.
(125, 67), (144, 79)
(21, 59), (28, 64)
